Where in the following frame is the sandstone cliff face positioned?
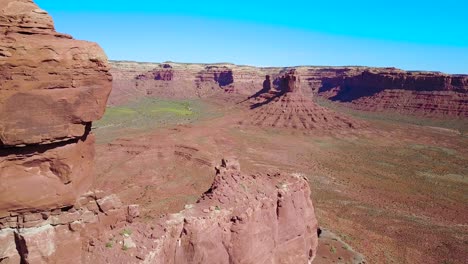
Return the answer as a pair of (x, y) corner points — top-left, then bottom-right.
(87, 158), (319, 264)
(0, 1), (115, 262)
(318, 70), (468, 117)
(111, 61), (468, 118)
(152, 158), (318, 264)
(0, 0), (112, 217)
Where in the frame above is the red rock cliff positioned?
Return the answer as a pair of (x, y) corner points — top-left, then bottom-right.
(111, 62), (468, 118)
(318, 69), (468, 117)
(0, 0), (112, 216)
(86, 158), (320, 264)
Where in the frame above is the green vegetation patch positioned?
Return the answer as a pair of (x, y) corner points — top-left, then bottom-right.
(93, 98), (212, 143)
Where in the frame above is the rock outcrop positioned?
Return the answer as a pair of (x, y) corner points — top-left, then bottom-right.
(0, 0), (112, 215)
(110, 61), (468, 118)
(152, 158), (319, 264)
(0, 190), (134, 264)
(278, 69), (300, 93)
(0, 0), (112, 262)
(245, 70), (364, 130)
(87, 158), (319, 264)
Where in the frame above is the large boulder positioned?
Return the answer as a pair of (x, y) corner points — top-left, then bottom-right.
(0, 0), (112, 146)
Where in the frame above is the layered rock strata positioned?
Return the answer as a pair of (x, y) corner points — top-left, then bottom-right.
(0, 0), (112, 215)
(0, 191), (135, 263)
(109, 61), (276, 105)
(318, 70), (468, 117)
(111, 61), (468, 118)
(0, 1), (123, 262)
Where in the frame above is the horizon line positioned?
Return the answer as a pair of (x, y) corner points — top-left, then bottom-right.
(109, 59), (468, 76)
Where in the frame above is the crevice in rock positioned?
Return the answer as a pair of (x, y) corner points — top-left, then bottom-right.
(0, 138), (79, 157)
(60, 206), (73, 212)
(276, 192), (281, 220)
(13, 231), (28, 264)
(0, 121), (92, 157)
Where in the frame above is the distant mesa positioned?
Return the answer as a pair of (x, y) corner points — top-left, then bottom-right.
(110, 61), (468, 118)
(245, 70), (365, 130)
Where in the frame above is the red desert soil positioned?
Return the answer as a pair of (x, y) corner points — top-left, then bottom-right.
(93, 93), (468, 264)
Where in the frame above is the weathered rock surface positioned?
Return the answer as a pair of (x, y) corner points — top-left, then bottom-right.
(0, 0), (112, 146)
(0, 134), (95, 215)
(87, 158), (319, 264)
(0, 1), (113, 262)
(2, 155), (319, 264)
(0, 0), (111, 216)
(0, 191), (133, 264)
(153, 158), (318, 264)
(111, 61), (468, 118)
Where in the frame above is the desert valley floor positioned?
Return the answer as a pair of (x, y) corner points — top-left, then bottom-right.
(92, 92), (467, 264)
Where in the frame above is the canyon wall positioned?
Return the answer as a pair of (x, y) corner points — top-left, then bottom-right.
(109, 61), (274, 105)
(318, 69), (468, 117)
(111, 61), (468, 118)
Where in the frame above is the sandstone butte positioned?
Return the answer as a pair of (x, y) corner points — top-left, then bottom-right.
(0, 1), (320, 263)
(244, 70), (366, 130)
(110, 61), (468, 118)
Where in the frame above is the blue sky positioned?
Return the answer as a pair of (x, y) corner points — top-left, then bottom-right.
(35, 0), (468, 74)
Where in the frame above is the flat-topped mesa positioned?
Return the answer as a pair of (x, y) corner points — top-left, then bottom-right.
(318, 70), (468, 117)
(135, 63), (174, 81)
(0, 0), (112, 215)
(197, 65), (234, 87)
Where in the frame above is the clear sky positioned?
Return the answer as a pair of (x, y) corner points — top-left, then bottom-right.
(35, 0), (468, 74)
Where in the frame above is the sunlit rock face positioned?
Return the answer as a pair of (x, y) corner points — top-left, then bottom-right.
(0, 1), (112, 261)
(0, 0), (112, 215)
